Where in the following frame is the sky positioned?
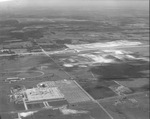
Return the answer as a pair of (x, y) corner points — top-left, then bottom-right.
(0, 0), (148, 7)
(0, 0), (149, 14)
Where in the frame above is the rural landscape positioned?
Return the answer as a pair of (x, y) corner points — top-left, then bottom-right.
(0, 0), (149, 119)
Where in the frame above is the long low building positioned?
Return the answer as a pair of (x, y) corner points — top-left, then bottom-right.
(25, 87), (64, 102)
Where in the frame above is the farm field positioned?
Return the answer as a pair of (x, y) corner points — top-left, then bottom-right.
(0, 1), (149, 118)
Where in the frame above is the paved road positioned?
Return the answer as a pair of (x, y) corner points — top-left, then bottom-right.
(0, 45), (149, 57)
(98, 91), (149, 102)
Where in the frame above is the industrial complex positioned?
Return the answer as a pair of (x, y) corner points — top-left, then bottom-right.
(10, 80), (93, 112)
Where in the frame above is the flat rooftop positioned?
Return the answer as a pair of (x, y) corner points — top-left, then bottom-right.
(25, 87), (64, 102)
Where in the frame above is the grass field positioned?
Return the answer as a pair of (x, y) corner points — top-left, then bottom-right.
(98, 91), (149, 119)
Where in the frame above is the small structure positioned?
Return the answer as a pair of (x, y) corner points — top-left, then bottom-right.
(5, 77), (25, 83)
(109, 85), (132, 96)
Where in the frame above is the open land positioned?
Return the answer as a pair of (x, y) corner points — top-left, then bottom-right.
(0, 7), (149, 119)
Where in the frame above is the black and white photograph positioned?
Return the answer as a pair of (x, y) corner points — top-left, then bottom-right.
(0, 0), (149, 119)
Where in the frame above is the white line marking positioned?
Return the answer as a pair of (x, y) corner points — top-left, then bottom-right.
(43, 101), (50, 108)
(17, 113), (22, 119)
(91, 72), (97, 80)
(45, 102), (49, 107)
(43, 102), (47, 107)
(23, 98), (28, 110)
(113, 80), (122, 86)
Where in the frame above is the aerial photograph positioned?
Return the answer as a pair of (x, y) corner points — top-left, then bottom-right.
(0, 0), (149, 119)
